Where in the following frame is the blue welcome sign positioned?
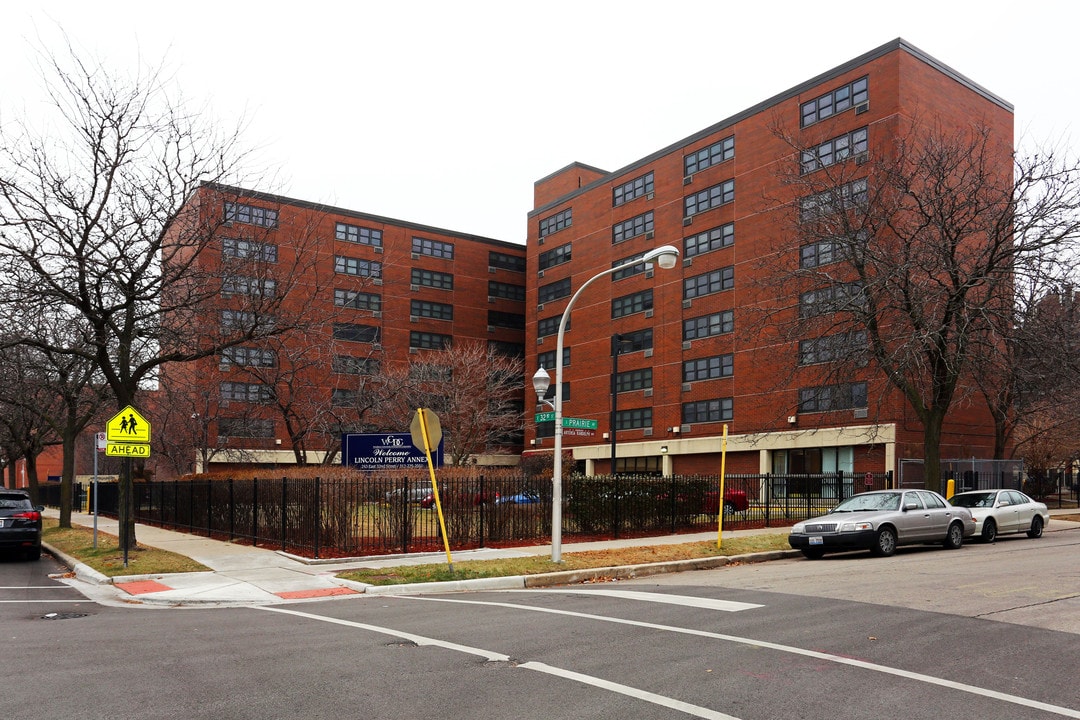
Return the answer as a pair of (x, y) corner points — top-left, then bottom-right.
(342, 432), (443, 470)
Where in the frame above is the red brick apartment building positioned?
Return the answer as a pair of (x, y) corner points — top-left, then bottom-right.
(157, 183), (528, 475)
(523, 38), (1013, 481)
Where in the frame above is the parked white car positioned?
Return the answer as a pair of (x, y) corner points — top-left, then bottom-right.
(947, 489), (1049, 542)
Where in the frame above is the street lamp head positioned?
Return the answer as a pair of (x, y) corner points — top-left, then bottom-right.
(642, 244), (680, 270)
(532, 366), (551, 397)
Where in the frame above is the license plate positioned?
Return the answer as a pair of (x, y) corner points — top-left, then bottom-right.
(809, 536), (823, 545)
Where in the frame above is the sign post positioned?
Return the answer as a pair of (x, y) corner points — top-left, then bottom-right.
(410, 408), (452, 572)
(106, 406), (152, 567)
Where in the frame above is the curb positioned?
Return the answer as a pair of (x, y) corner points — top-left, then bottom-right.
(43, 542), (111, 586)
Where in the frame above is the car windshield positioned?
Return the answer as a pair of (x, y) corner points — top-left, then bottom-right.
(949, 492), (996, 508)
(0, 496), (31, 510)
(832, 492), (901, 513)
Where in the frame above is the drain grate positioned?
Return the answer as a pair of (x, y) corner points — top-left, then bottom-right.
(40, 612), (90, 621)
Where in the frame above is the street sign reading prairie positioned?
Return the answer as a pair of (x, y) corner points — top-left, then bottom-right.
(534, 413), (598, 431)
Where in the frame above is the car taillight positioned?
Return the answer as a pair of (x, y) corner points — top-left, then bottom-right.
(12, 511), (41, 522)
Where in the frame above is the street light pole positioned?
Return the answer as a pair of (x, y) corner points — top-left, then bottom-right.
(532, 244), (680, 562)
(610, 333), (623, 476)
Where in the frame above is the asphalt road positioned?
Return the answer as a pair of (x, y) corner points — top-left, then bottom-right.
(15, 531), (1080, 720)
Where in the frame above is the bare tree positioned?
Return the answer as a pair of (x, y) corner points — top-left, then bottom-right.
(762, 118), (1080, 490)
(0, 42), (300, 549)
(380, 340), (524, 465)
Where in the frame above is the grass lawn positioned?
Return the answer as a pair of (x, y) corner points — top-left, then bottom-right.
(43, 518), (210, 577)
(337, 532), (793, 585)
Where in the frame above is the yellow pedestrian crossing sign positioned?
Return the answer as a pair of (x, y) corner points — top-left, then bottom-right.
(106, 405), (151, 444)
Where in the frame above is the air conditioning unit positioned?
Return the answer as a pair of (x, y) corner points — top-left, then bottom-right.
(643, 388), (653, 397)
(855, 152), (869, 165)
(670, 426), (681, 434)
(681, 383), (692, 392)
(855, 102), (869, 115)
(374, 246), (383, 254)
(538, 270), (545, 278)
(854, 408), (868, 419)
(488, 266), (497, 274)
(646, 192), (654, 200)
(644, 348), (653, 358)
(487, 325), (495, 333)
(643, 428), (653, 436)
(788, 415), (798, 424)
(681, 341), (691, 351)
(645, 309), (654, 318)
(410, 315), (419, 323)
(683, 175), (693, 185)
(682, 217), (693, 226)
(645, 231), (654, 240)
(682, 299), (692, 309)
(411, 253), (420, 260)
(410, 284), (419, 292)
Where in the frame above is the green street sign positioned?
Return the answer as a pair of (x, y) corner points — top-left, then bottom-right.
(535, 412), (555, 423)
(563, 417), (598, 430)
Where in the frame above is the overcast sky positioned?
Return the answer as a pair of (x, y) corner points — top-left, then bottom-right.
(1, 1), (1076, 243)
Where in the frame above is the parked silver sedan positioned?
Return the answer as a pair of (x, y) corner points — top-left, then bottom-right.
(788, 489), (976, 559)
(946, 489), (1049, 542)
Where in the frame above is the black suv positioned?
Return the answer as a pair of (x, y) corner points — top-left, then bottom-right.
(0, 490), (43, 560)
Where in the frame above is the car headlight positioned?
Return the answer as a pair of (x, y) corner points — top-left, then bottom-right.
(840, 521), (874, 532)
(791, 523), (805, 534)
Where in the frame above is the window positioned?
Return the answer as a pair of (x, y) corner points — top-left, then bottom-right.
(488, 281), (526, 301)
(799, 179), (868, 221)
(220, 346), (276, 370)
(617, 328), (653, 352)
(218, 418), (274, 438)
(224, 202), (278, 228)
(335, 289), (381, 311)
(538, 277), (572, 304)
(798, 382), (868, 412)
(335, 256), (383, 278)
(332, 389), (358, 407)
(489, 251), (525, 272)
(220, 381), (272, 403)
(613, 171), (654, 207)
(221, 310), (268, 330)
(615, 368), (652, 393)
(411, 299), (453, 321)
(537, 315), (563, 338)
(682, 398), (733, 424)
(223, 238), (277, 262)
(537, 348), (570, 370)
(222, 275), (276, 297)
(488, 310), (525, 329)
(412, 268), (453, 290)
(489, 340), (525, 358)
(801, 127), (869, 174)
(800, 239), (844, 269)
(615, 407), (652, 430)
(612, 251), (649, 281)
(409, 362), (453, 382)
(684, 223), (734, 258)
(333, 323), (381, 343)
(333, 356), (380, 375)
(799, 331), (867, 365)
(413, 237), (454, 259)
(801, 76), (869, 127)
(410, 331), (452, 350)
(684, 266), (734, 299)
(612, 289), (653, 318)
(683, 310), (734, 341)
(683, 354), (733, 382)
(539, 243), (572, 271)
(799, 282), (864, 318)
(613, 211), (653, 244)
(684, 180), (734, 217)
(539, 208), (572, 237)
(684, 135), (735, 176)
(335, 222), (383, 248)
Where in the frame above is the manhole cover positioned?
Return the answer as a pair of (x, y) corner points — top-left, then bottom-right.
(40, 612), (89, 620)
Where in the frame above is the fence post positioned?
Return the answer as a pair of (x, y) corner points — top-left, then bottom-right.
(252, 477), (259, 546)
(281, 477), (287, 552)
(314, 476), (321, 560)
(478, 475), (486, 548)
(228, 478), (235, 542)
(764, 473), (772, 527)
(402, 476), (410, 555)
(837, 470), (845, 502)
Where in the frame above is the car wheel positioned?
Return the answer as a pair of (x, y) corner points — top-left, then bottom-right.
(1027, 516), (1044, 539)
(943, 521), (964, 549)
(981, 519), (997, 543)
(871, 527), (896, 557)
(723, 501), (737, 516)
(800, 548), (825, 560)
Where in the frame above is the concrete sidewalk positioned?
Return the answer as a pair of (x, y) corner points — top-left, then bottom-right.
(43, 508), (1080, 609)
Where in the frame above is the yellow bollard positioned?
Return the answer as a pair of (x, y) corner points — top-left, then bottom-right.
(946, 478), (955, 499)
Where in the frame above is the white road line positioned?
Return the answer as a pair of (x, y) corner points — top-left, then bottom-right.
(0, 586), (77, 590)
(405, 595), (1080, 719)
(257, 606), (742, 720)
(509, 588), (761, 612)
(0, 599), (87, 603)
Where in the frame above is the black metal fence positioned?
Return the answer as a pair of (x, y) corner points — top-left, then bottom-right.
(38, 471), (898, 559)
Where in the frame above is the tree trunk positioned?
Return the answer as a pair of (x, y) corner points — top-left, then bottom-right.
(59, 434), (77, 528)
(922, 412), (945, 493)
